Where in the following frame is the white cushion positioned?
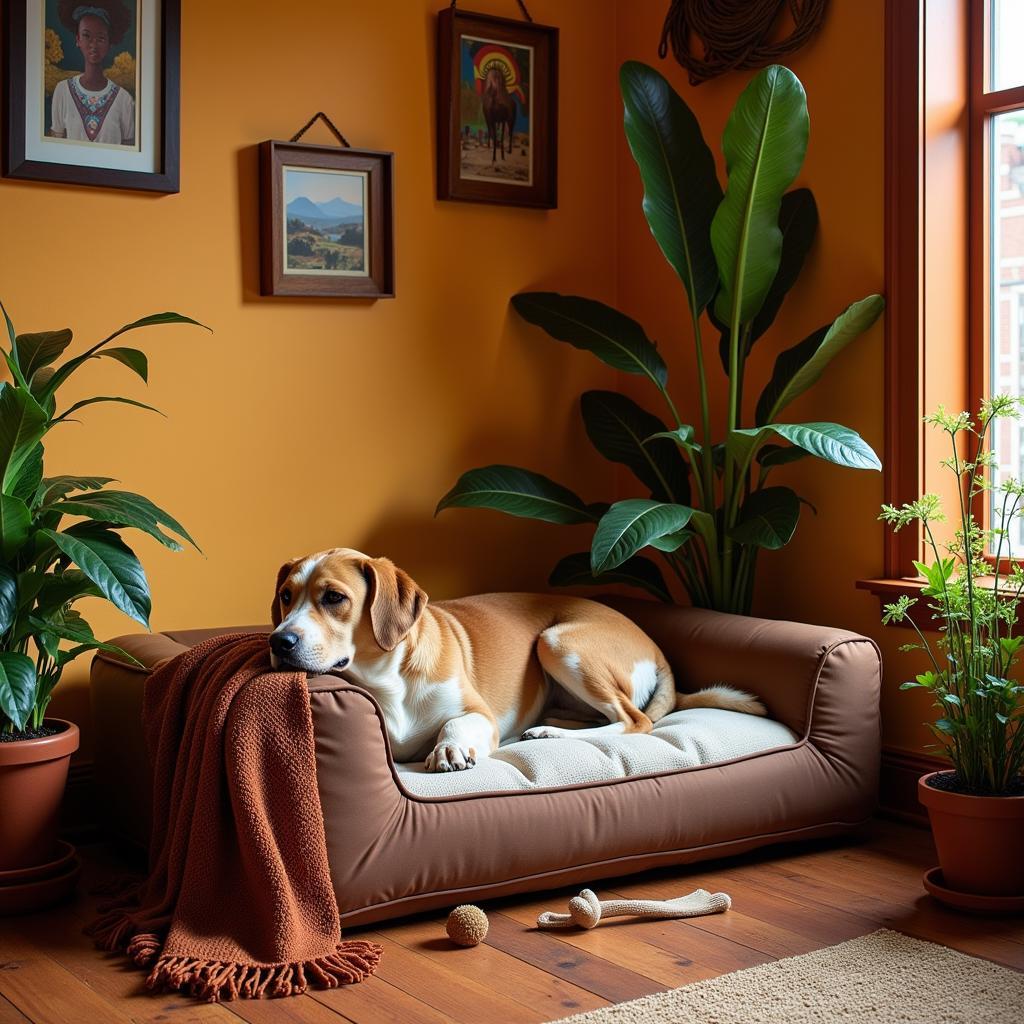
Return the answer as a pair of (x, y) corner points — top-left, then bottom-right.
(395, 707), (796, 798)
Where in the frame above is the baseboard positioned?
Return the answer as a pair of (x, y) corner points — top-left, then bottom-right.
(879, 747), (946, 827)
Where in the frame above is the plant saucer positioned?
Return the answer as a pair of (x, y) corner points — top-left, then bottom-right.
(0, 840), (76, 885)
(923, 866), (1024, 914)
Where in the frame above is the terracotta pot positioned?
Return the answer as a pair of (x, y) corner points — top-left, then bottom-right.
(0, 719), (79, 872)
(918, 771), (1024, 898)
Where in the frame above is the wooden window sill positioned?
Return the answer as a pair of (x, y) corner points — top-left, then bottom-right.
(857, 578), (933, 631)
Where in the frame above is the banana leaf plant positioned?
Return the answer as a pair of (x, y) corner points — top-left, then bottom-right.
(0, 303), (206, 736)
(437, 62), (884, 614)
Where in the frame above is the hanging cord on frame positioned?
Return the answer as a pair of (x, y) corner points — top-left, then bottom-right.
(658, 0), (829, 85)
(449, 0), (533, 21)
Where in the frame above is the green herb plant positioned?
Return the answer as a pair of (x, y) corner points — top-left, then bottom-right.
(0, 304), (205, 736)
(437, 61), (884, 614)
(880, 396), (1024, 795)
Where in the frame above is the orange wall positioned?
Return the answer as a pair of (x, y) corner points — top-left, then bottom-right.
(6, 2), (924, 758)
(2, 0), (621, 755)
(613, 2), (934, 754)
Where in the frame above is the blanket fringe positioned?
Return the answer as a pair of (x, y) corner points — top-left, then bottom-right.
(144, 942), (383, 1002)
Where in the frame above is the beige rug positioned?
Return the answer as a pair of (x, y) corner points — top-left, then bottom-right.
(548, 929), (1024, 1023)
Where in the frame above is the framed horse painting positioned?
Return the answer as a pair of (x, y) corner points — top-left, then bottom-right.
(436, 6), (558, 208)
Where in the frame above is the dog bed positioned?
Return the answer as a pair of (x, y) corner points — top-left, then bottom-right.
(91, 599), (881, 926)
(395, 707), (796, 796)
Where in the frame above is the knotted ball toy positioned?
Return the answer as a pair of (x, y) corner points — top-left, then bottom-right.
(536, 887), (731, 930)
(446, 904), (489, 946)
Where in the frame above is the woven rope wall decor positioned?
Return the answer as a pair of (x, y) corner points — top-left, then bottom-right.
(658, 0), (829, 85)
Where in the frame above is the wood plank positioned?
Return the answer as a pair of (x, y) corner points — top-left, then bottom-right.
(381, 913), (609, 1019)
(0, 995), (30, 1024)
(311, 975), (453, 1024)
(482, 911), (666, 1003)
(366, 933), (543, 1023)
(0, 931), (138, 1024)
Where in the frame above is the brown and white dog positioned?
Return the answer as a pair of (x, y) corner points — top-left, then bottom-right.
(268, 548), (766, 772)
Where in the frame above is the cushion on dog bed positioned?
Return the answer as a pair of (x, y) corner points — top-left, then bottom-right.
(394, 707), (796, 797)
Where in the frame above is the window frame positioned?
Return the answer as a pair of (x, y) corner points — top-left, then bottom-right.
(970, 0), (1024, 569)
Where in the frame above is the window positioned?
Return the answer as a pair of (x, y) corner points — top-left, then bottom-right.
(973, 0), (1024, 559)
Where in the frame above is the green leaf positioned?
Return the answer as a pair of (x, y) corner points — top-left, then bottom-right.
(647, 424), (697, 451)
(100, 347), (148, 382)
(549, 550), (672, 603)
(647, 529), (693, 552)
(34, 570), (101, 616)
(0, 383), (48, 492)
(756, 443), (810, 469)
(591, 499), (695, 573)
(0, 302), (30, 390)
(716, 189), (818, 371)
(0, 494), (30, 560)
(728, 486), (800, 549)
(619, 60), (722, 313)
(436, 466), (597, 525)
(50, 489), (197, 551)
(580, 391), (689, 505)
(15, 329), (73, 381)
(0, 652), (36, 730)
(511, 293), (667, 388)
(40, 527), (151, 627)
(736, 422), (881, 471)
(755, 295), (885, 425)
(10, 442), (43, 504)
(39, 475), (116, 505)
(28, 610), (140, 660)
(0, 567), (16, 635)
(53, 396), (163, 424)
(38, 311), (208, 404)
(712, 65), (809, 327)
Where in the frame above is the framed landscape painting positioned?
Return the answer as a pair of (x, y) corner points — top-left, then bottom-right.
(437, 7), (558, 208)
(259, 140), (395, 298)
(4, 0), (180, 192)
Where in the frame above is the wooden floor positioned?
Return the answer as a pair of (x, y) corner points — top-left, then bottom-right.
(0, 819), (1021, 1024)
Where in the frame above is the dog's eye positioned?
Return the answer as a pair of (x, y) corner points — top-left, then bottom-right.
(323, 590), (347, 606)
(280, 589), (291, 606)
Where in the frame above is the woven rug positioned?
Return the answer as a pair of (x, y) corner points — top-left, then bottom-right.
(548, 929), (1024, 1023)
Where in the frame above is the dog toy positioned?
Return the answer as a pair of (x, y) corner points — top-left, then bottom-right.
(446, 904), (489, 946)
(536, 888), (731, 930)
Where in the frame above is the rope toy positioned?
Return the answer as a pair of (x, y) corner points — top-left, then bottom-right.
(446, 904), (489, 946)
(658, 0), (829, 85)
(537, 888), (731, 930)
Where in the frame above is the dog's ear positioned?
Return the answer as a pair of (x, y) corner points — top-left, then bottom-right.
(363, 557), (428, 651)
(271, 558), (297, 627)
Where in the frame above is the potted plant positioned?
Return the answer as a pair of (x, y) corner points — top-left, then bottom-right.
(880, 397), (1024, 910)
(0, 303), (203, 912)
(437, 61), (884, 614)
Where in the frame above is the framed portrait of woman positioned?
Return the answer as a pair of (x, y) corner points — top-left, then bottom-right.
(3, 0), (180, 192)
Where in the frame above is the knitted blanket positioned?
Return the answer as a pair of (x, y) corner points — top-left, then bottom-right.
(87, 632), (381, 1001)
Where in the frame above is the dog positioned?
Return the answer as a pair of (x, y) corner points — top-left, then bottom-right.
(268, 548), (766, 772)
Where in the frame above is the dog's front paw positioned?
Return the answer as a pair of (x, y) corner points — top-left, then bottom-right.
(425, 743), (477, 772)
(520, 725), (565, 741)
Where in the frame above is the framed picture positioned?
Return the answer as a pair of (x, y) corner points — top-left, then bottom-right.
(259, 140), (395, 299)
(3, 0), (180, 192)
(437, 7), (558, 208)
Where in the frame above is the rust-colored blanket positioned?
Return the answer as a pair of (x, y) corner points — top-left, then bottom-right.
(88, 632), (381, 1001)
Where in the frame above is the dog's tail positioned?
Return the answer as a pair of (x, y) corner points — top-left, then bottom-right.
(675, 685), (766, 717)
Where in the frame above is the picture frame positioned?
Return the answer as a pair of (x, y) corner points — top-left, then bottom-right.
(436, 6), (558, 208)
(259, 140), (395, 299)
(3, 0), (180, 193)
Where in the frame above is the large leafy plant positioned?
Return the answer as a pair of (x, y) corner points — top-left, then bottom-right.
(881, 397), (1024, 795)
(437, 62), (883, 614)
(0, 303), (204, 736)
